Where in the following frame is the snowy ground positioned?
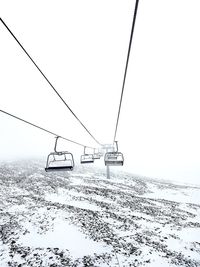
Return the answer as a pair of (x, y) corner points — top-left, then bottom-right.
(0, 160), (200, 266)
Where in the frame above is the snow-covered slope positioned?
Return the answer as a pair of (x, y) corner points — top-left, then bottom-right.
(0, 160), (200, 266)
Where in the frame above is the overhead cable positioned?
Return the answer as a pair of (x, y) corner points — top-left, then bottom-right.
(0, 109), (95, 149)
(113, 0), (140, 143)
(0, 18), (102, 146)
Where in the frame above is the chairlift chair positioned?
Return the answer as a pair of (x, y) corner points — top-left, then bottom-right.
(93, 148), (101, 160)
(45, 136), (74, 172)
(93, 153), (101, 160)
(98, 152), (104, 158)
(80, 146), (94, 164)
(104, 141), (124, 166)
(104, 152), (124, 166)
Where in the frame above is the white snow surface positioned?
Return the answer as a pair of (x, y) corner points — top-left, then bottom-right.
(0, 162), (200, 266)
(19, 219), (111, 258)
(45, 188), (101, 211)
(143, 182), (200, 204)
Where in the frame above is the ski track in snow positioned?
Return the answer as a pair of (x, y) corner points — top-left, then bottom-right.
(0, 160), (200, 266)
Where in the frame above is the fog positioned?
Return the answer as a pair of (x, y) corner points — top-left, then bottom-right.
(0, 0), (200, 185)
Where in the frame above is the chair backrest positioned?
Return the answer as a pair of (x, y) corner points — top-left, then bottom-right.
(93, 153), (101, 159)
(104, 152), (124, 166)
(45, 151), (74, 172)
(80, 154), (94, 164)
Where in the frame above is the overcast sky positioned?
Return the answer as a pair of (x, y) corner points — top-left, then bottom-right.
(0, 0), (200, 184)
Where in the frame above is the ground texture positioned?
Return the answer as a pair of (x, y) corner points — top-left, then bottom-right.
(0, 160), (200, 266)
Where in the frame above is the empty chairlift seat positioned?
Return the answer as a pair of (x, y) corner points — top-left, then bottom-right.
(104, 152), (124, 166)
(45, 136), (74, 172)
(45, 152), (74, 171)
(80, 154), (94, 164)
(93, 153), (101, 160)
(80, 146), (94, 164)
(104, 141), (124, 166)
(93, 148), (101, 160)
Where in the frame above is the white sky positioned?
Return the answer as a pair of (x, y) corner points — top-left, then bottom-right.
(0, 0), (200, 184)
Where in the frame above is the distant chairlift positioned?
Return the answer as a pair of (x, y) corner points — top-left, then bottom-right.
(104, 141), (124, 166)
(93, 148), (101, 160)
(80, 146), (94, 164)
(45, 136), (74, 172)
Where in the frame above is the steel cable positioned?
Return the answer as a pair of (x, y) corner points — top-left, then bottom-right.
(113, 0), (140, 143)
(0, 18), (102, 146)
(0, 109), (95, 149)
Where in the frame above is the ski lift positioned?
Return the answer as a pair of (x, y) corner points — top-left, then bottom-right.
(98, 152), (104, 158)
(80, 146), (94, 164)
(104, 141), (124, 166)
(93, 148), (101, 160)
(45, 136), (74, 172)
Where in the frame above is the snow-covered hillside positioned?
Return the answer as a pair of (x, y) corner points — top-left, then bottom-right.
(0, 160), (200, 266)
